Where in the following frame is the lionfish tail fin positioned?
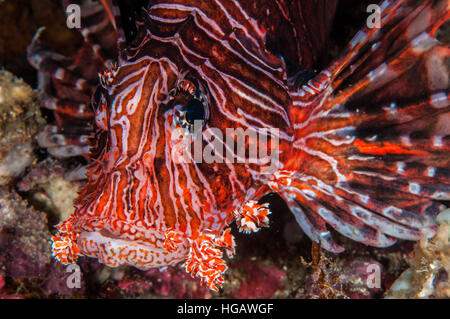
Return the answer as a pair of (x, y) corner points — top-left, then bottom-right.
(281, 0), (449, 252)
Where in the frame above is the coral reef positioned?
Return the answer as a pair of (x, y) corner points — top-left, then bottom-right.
(0, 186), (85, 297)
(385, 209), (450, 298)
(0, 188), (52, 277)
(0, 80), (83, 296)
(17, 158), (81, 223)
(224, 259), (286, 299)
(288, 246), (386, 299)
(119, 268), (211, 298)
(0, 70), (44, 185)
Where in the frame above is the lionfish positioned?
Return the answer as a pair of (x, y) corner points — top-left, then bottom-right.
(28, 0), (449, 291)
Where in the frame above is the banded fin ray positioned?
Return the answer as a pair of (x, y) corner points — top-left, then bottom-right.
(27, 0), (124, 158)
(281, 0), (449, 251)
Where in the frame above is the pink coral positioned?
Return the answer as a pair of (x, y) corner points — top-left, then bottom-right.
(229, 260), (286, 299)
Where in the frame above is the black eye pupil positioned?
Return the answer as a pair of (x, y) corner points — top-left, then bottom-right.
(185, 98), (205, 124)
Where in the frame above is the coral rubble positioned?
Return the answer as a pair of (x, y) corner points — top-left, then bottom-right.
(0, 70), (44, 185)
(385, 209), (449, 298)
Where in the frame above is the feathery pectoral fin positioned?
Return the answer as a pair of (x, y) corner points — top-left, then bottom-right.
(27, 0), (123, 158)
(282, 0), (449, 252)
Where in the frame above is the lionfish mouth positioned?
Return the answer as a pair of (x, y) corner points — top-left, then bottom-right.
(76, 228), (189, 269)
(52, 216), (190, 269)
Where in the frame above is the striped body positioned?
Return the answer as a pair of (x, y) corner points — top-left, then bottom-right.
(28, 0), (449, 291)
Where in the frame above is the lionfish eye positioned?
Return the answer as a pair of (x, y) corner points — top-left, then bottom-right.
(185, 98), (206, 124)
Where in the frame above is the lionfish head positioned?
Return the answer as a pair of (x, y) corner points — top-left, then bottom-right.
(54, 20), (292, 271)
(49, 3), (297, 292)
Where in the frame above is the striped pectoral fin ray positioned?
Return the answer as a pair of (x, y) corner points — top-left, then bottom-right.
(276, 170), (441, 252)
(62, 0), (122, 60)
(38, 125), (91, 158)
(283, 89), (449, 250)
(284, 99), (449, 251)
(27, 0), (125, 158)
(328, 0), (449, 107)
(283, 0), (449, 252)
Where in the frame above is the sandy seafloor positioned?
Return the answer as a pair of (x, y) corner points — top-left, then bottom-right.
(0, 0), (448, 299)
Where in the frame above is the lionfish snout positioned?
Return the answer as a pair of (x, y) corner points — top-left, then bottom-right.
(52, 161), (192, 269)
